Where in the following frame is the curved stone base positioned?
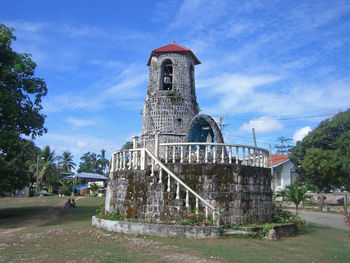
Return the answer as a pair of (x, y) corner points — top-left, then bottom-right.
(92, 216), (221, 239)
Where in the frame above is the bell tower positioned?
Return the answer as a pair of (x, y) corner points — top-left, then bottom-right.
(141, 42), (201, 151)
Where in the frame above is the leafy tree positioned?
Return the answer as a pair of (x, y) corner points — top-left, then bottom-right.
(121, 141), (133, 150)
(0, 24), (47, 194)
(284, 183), (309, 216)
(58, 151), (76, 173)
(291, 109), (350, 191)
(77, 152), (103, 174)
(38, 146), (59, 192)
(274, 136), (293, 154)
(97, 149), (109, 174)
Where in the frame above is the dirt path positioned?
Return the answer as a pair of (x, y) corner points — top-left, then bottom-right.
(1, 196), (84, 234)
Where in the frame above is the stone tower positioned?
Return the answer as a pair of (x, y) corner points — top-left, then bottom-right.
(141, 42), (201, 152)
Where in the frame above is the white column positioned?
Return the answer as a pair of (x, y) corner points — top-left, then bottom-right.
(185, 190), (189, 208)
(196, 144), (200, 163)
(165, 145), (168, 163)
(176, 182), (180, 199)
(132, 136), (139, 149)
(172, 146), (176, 163)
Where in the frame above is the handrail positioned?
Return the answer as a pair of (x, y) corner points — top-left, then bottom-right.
(159, 142), (268, 153)
(144, 148), (216, 212)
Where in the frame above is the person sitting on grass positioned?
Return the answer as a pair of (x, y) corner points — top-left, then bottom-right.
(71, 199), (77, 208)
(64, 199), (71, 208)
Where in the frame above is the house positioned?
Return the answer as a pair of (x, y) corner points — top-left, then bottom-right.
(268, 154), (299, 192)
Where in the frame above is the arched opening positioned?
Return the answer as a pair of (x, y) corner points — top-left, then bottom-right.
(161, 59), (173, 90)
(186, 114), (224, 144)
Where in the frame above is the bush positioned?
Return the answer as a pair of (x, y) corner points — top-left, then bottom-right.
(58, 186), (71, 196)
(272, 202), (307, 233)
(178, 209), (215, 226)
(96, 203), (124, 221)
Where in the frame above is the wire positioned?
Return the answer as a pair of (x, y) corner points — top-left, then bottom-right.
(221, 113), (335, 121)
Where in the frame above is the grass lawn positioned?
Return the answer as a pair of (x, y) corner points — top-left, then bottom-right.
(0, 197), (349, 263)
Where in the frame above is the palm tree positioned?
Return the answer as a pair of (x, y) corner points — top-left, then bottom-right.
(58, 151), (76, 173)
(39, 145), (59, 192)
(284, 183), (309, 216)
(97, 149), (109, 174)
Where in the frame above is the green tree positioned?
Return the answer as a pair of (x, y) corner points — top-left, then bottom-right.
(284, 183), (309, 216)
(77, 152), (103, 174)
(58, 151), (76, 173)
(274, 136), (293, 154)
(121, 141), (133, 150)
(97, 149), (109, 174)
(0, 24), (47, 194)
(291, 109), (350, 191)
(39, 146), (59, 192)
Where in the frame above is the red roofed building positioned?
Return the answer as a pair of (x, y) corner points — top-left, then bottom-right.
(268, 154), (299, 192)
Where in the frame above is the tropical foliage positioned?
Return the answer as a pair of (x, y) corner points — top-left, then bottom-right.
(283, 183), (309, 215)
(290, 109), (350, 192)
(58, 151), (76, 173)
(0, 24), (47, 194)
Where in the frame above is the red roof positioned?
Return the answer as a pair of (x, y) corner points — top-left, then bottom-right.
(268, 154), (290, 167)
(147, 41), (201, 66)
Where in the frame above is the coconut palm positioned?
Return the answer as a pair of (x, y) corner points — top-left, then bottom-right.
(58, 151), (76, 173)
(39, 145), (59, 192)
(97, 149), (109, 174)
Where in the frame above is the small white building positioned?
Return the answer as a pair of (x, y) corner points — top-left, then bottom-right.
(269, 155), (299, 192)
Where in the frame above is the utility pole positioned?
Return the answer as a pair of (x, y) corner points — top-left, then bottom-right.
(269, 144), (275, 194)
(219, 116), (223, 131)
(252, 128), (257, 148)
(35, 154), (39, 197)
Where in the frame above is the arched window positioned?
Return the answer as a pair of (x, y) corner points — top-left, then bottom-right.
(161, 59), (173, 90)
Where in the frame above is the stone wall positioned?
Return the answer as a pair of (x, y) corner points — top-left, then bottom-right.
(106, 163), (273, 225)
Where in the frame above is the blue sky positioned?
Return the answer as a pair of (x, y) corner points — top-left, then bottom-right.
(1, 0), (350, 169)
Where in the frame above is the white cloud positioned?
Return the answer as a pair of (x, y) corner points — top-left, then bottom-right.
(66, 118), (95, 128)
(239, 117), (284, 134)
(293, 126), (312, 143)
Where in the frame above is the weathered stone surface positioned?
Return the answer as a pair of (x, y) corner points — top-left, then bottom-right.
(92, 216), (221, 239)
(106, 163), (273, 225)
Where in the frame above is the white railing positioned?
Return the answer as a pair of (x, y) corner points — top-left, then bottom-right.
(159, 142), (269, 168)
(110, 147), (220, 225)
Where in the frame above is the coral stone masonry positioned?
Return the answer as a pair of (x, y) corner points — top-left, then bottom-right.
(104, 42), (273, 231)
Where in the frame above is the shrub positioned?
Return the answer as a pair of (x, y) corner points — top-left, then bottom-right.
(96, 203), (124, 221)
(272, 202), (307, 233)
(178, 209), (215, 226)
(58, 186), (71, 196)
(263, 223), (275, 236)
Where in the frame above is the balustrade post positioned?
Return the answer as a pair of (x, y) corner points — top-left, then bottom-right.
(111, 153), (115, 173)
(196, 144), (200, 163)
(205, 145), (208, 163)
(165, 146), (168, 163)
(236, 146), (239, 164)
(221, 146), (225, 163)
(180, 146), (184, 163)
(176, 182), (180, 199)
(159, 167), (163, 183)
(229, 147), (232, 164)
(132, 136), (139, 149)
(195, 197), (199, 210)
(213, 146), (217, 163)
(242, 147), (246, 165)
(205, 206), (208, 223)
(128, 150), (132, 170)
(172, 146), (176, 163)
(123, 152), (126, 170)
(185, 190), (189, 208)
(140, 149), (146, 170)
(188, 146), (191, 163)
